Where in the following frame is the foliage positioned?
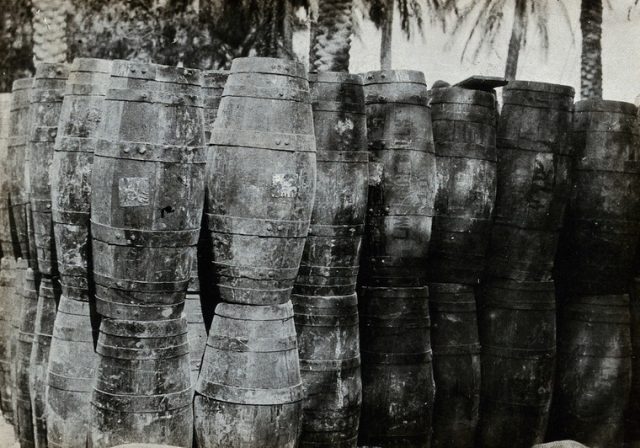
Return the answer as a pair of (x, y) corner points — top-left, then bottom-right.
(0, 0), (34, 91)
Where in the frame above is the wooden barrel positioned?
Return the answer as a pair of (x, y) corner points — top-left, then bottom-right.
(185, 266), (206, 387)
(428, 87), (497, 284)
(627, 277), (640, 446)
(0, 93), (13, 259)
(0, 257), (17, 421)
(10, 259), (27, 426)
(202, 70), (228, 142)
(428, 283), (480, 448)
(194, 301), (304, 448)
(89, 317), (193, 448)
(479, 279), (556, 447)
(549, 294), (631, 448)
(292, 293), (361, 448)
(46, 294), (98, 448)
(487, 81), (574, 281)
(29, 276), (59, 448)
(90, 60), (206, 320)
(358, 286), (435, 447)
(52, 58), (112, 304)
(292, 72), (367, 298)
(361, 71), (436, 286)
(16, 267), (38, 448)
(555, 100), (640, 296)
(7, 78), (33, 263)
(205, 57), (316, 306)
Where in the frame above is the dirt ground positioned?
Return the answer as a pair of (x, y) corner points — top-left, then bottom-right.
(0, 412), (19, 448)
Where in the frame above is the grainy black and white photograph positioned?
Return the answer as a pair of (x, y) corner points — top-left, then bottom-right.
(0, 0), (639, 447)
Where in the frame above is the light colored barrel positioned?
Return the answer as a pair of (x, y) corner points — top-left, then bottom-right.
(0, 257), (17, 422)
(0, 93), (13, 259)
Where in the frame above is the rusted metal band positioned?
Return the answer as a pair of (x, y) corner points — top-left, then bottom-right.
(482, 298), (556, 311)
(432, 216), (493, 233)
(482, 345), (556, 360)
(215, 284), (292, 304)
(312, 101), (364, 114)
(106, 88), (204, 107)
(209, 129), (316, 153)
(361, 315), (430, 329)
(293, 312), (359, 327)
(92, 388), (193, 412)
(230, 57), (306, 79)
(207, 214), (309, 238)
(368, 138), (435, 152)
(307, 224), (364, 237)
(213, 262), (300, 281)
(111, 60), (202, 84)
(53, 210), (90, 226)
(93, 272), (190, 292)
(94, 139), (206, 164)
(299, 356), (361, 372)
(206, 335), (298, 353)
(96, 297), (185, 321)
(215, 301), (293, 320)
(434, 141), (496, 161)
(30, 89), (65, 103)
(29, 126), (58, 142)
(91, 222), (199, 247)
(47, 371), (94, 392)
(223, 84), (310, 103)
(365, 92), (428, 106)
(292, 293), (358, 309)
(97, 342), (190, 360)
(360, 350), (433, 365)
(70, 58), (113, 74)
(496, 137), (567, 154)
(316, 150), (368, 163)
(31, 199), (52, 212)
(54, 136), (100, 153)
(18, 332), (35, 343)
(197, 381), (304, 405)
(296, 264), (360, 278)
(429, 300), (477, 313)
(432, 343), (481, 356)
(7, 136), (27, 147)
(64, 83), (109, 96)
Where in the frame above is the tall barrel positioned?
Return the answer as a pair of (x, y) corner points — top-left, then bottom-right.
(7, 78), (33, 263)
(555, 100), (640, 296)
(479, 279), (556, 447)
(0, 257), (17, 421)
(0, 92), (13, 259)
(487, 81), (574, 281)
(429, 283), (481, 448)
(90, 317), (192, 448)
(195, 302), (304, 448)
(205, 57), (316, 306)
(358, 286), (435, 447)
(627, 277), (640, 447)
(549, 295), (631, 448)
(10, 259), (27, 426)
(428, 87), (497, 284)
(202, 70), (228, 141)
(185, 267), (206, 387)
(361, 71), (436, 286)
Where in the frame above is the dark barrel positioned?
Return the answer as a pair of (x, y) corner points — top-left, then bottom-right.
(90, 60), (206, 321)
(10, 259), (27, 426)
(428, 87), (497, 284)
(293, 72), (368, 297)
(185, 267), (206, 387)
(487, 81), (574, 281)
(7, 78), (33, 263)
(555, 100), (640, 296)
(627, 277), (640, 446)
(202, 70), (228, 141)
(361, 71), (436, 286)
(0, 92), (13, 259)
(89, 317), (193, 448)
(358, 286), (435, 447)
(479, 279), (556, 447)
(549, 294), (631, 448)
(195, 302), (304, 448)
(429, 283), (481, 448)
(292, 293), (362, 447)
(0, 257), (17, 421)
(205, 57), (316, 306)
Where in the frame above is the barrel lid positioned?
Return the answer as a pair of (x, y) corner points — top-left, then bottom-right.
(429, 86), (495, 108)
(574, 98), (637, 115)
(12, 77), (33, 91)
(230, 57), (307, 80)
(35, 62), (69, 80)
(110, 60), (203, 86)
(309, 71), (362, 85)
(504, 80), (575, 96)
(71, 57), (113, 74)
(215, 301), (294, 321)
(363, 70), (426, 85)
(203, 70), (229, 87)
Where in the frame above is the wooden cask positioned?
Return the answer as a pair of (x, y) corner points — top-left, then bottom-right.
(293, 72), (367, 298)
(627, 277), (640, 446)
(428, 87), (497, 284)
(202, 70), (228, 142)
(479, 279), (556, 447)
(358, 286), (435, 447)
(47, 295), (98, 448)
(361, 71), (436, 286)
(7, 78), (33, 263)
(555, 100), (640, 296)
(185, 266), (206, 387)
(205, 57), (316, 306)
(0, 257), (17, 421)
(549, 294), (631, 448)
(292, 293), (361, 447)
(0, 93), (13, 259)
(90, 60), (206, 321)
(487, 81), (574, 281)
(89, 317), (193, 448)
(10, 259), (27, 426)
(428, 283), (480, 448)
(194, 302), (304, 448)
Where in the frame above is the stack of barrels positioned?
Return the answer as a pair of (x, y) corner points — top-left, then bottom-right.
(358, 70), (437, 448)
(427, 85), (498, 447)
(550, 100), (640, 448)
(194, 57), (316, 448)
(480, 81), (575, 447)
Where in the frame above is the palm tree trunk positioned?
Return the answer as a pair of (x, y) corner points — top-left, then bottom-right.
(32, 0), (69, 63)
(505, 0), (526, 80)
(309, 0), (354, 72)
(580, 0), (603, 99)
(380, 0), (394, 70)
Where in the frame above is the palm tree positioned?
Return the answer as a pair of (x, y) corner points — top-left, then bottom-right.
(579, 0), (602, 98)
(0, 0), (34, 91)
(32, 0), (69, 63)
(309, 0), (355, 72)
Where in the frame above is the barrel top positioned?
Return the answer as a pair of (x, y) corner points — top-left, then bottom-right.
(110, 60), (203, 85)
(504, 80), (575, 96)
(230, 57), (307, 80)
(12, 77), (33, 91)
(363, 70), (426, 85)
(309, 71), (362, 85)
(34, 62), (69, 80)
(215, 301), (294, 321)
(574, 98), (637, 115)
(429, 86), (495, 108)
(71, 57), (113, 74)
(203, 70), (229, 87)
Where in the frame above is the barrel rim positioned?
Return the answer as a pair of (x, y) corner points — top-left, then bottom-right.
(11, 77), (33, 91)
(363, 70), (426, 85)
(230, 57), (307, 80)
(70, 57), (113, 74)
(429, 86), (496, 108)
(34, 62), (70, 80)
(574, 98), (637, 115)
(504, 80), (575, 96)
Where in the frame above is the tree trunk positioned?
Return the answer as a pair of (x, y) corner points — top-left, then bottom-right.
(580, 0), (603, 99)
(505, 0), (526, 81)
(309, 0), (353, 72)
(380, 0), (394, 70)
(32, 0), (69, 63)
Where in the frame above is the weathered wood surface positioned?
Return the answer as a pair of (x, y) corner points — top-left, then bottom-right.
(487, 81), (574, 281)
(0, 257), (17, 422)
(478, 279), (556, 448)
(0, 93), (13, 259)
(627, 276), (640, 446)
(195, 301), (304, 448)
(292, 293), (361, 448)
(428, 87), (497, 284)
(556, 100), (640, 296)
(361, 70), (436, 287)
(202, 70), (228, 142)
(549, 294), (631, 448)
(7, 78), (33, 264)
(89, 317), (193, 448)
(358, 286), (435, 447)
(428, 283), (480, 448)
(10, 259), (27, 428)
(205, 57), (316, 306)
(46, 295), (98, 448)
(185, 263), (206, 387)
(90, 61), (206, 320)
